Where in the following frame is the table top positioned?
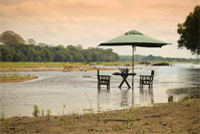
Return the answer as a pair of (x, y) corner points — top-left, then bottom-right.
(113, 72), (136, 76)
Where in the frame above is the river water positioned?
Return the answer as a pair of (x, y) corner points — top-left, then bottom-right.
(0, 63), (199, 118)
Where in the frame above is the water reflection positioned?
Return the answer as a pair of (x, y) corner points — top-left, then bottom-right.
(166, 86), (200, 102)
(97, 89), (110, 109)
(139, 87), (154, 104)
(120, 90), (129, 107)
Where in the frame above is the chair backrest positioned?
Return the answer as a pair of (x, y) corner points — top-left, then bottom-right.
(97, 70), (100, 76)
(151, 70), (155, 76)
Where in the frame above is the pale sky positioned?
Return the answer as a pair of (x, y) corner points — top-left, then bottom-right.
(0, 0), (199, 58)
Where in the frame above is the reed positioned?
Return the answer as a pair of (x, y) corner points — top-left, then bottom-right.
(0, 74), (37, 83)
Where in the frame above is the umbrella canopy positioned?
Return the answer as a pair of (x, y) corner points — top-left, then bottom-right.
(99, 30), (171, 47)
(99, 30), (171, 90)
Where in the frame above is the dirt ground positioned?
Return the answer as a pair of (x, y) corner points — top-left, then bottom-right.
(1, 98), (199, 134)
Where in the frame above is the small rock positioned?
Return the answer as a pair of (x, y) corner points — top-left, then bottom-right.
(10, 127), (15, 130)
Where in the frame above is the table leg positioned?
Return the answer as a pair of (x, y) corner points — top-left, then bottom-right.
(119, 75), (131, 89)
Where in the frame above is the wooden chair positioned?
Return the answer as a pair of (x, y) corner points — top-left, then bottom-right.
(139, 70), (155, 88)
(97, 70), (111, 90)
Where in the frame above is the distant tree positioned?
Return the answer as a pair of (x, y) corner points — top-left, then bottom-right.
(0, 31), (25, 45)
(76, 44), (83, 50)
(44, 49), (53, 61)
(12, 51), (27, 62)
(67, 45), (85, 62)
(83, 50), (92, 62)
(27, 38), (36, 45)
(0, 46), (13, 61)
(38, 42), (47, 46)
(177, 5), (200, 55)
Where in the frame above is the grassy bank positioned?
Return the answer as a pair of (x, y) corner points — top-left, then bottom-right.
(1, 98), (199, 134)
(0, 62), (89, 68)
(0, 74), (38, 83)
(0, 61), (196, 72)
(0, 61), (196, 69)
(0, 62), (139, 69)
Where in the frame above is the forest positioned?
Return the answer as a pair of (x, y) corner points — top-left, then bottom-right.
(0, 44), (198, 63)
(0, 30), (198, 63)
(0, 44), (119, 62)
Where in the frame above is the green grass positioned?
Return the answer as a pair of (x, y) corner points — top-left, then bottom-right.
(0, 62), (89, 68)
(0, 74), (38, 83)
(0, 61), (193, 69)
(0, 62), (141, 69)
(0, 74), (33, 79)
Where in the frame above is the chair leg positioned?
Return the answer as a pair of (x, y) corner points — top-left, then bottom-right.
(98, 83), (101, 90)
(107, 83), (110, 90)
(141, 81), (143, 88)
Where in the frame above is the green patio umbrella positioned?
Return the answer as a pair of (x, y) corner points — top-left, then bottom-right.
(99, 30), (171, 90)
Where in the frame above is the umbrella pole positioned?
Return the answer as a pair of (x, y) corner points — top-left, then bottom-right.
(132, 45), (134, 107)
(132, 45), (134, 90)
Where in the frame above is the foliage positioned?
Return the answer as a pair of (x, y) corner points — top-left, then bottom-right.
(46, 109), (51, 120)
(0, 74), (37, 83)
(27, 38), (36, 45)
(1, 113), (5, 121)
(0, 31), (25, 45)
(32, 105), (40, 117)
(177, 5), (200, 55)
(0, 44), (119, 62)
(119, 55), (145, 61)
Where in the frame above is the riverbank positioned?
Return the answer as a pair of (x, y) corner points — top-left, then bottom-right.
(0, 62), (133, 68)
(0, 67), (120, 72)
(1, 98), (199, 134)
(0, 62), (130, 72)
(1, 62), (198, 72)
(0, 75), (38, 83)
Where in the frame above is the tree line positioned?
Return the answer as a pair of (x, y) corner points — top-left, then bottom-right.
(0, 30), (119, 62)
(0, 44), (119, 62)
(119, 55), (199, 63)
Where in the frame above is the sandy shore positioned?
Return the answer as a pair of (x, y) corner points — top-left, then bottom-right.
(1, 98), (199, 134)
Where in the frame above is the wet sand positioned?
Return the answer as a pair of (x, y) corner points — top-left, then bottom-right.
(1, 98), (199, 134)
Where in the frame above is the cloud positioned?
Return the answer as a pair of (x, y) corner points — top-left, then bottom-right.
(71, 16), (112, 23)
(0, 1), (68, 24)
(131, 0), (198, 21)
(50, 0), (123, 9)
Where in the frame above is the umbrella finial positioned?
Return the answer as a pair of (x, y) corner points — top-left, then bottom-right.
(125, 30), (143, 35)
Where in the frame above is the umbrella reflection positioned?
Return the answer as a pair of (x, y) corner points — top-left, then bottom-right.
(139, 87), (154, 104)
